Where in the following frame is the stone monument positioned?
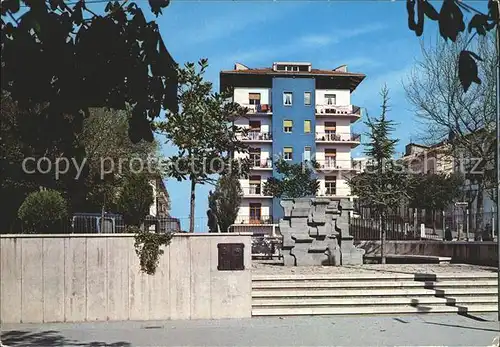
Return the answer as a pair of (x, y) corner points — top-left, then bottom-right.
(279, 197), (365, 266)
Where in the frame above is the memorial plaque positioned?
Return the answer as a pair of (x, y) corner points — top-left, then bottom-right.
(217, 243), (245, 271)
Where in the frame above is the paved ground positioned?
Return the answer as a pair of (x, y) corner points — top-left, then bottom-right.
(252, 262), (498, 275)
(1, 313), (499, 347)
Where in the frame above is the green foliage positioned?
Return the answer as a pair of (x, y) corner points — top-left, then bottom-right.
(18, 189), (68, 233)
(1, 0), (177, 143)
(363, 85), (398, 168)
(348, 87), (413, 216)
(264, 159), (320, 199)
(208, 174), (243, 232)
(134, 228), (173, 275)
(156, 59), (249, 232)
(406, 0), (499, 92)
(408, 173), (464, 211)
(117, 173), (154, 226)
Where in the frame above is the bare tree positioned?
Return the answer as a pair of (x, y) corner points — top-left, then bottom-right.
(405, 32), (497, 237)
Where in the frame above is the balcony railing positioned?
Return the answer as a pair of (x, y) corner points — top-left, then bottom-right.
(315, 132), (361, 142)
(250, 159), (273, 169)
(235, 215), (275, 225)
(240, 103), (272, 114)
(317, 187), (351, 197)
(316, 159), (355, 170)
(239, 131), (272, 141)
(315, 104), (361, 116)
(242, 185), (272, 197)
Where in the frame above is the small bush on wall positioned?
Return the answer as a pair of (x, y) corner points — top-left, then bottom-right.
(18, 189), (68, 233)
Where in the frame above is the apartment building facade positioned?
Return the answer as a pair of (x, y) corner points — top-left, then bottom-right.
(220, 62), (365, 226)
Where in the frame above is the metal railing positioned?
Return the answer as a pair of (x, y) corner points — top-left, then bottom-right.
(315, 132), (361, 142)
(316, 159), (355, 170)
(239, 131), (272, 141)
(250, 158), (273, 169)
(239, 103), (272, 114)
(234, 215), (275, 225)
(241, 185), (272, 197)
(315, 104), (361, 116)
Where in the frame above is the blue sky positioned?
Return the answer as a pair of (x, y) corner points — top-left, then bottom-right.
(116, 1), (484, 228)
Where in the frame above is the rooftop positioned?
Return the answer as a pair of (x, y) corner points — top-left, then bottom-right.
(220, 62), (366, 92)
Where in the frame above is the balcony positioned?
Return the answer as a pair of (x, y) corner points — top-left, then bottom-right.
(239, 131), (273, 142)
(240, 103), (273, 115)
(315, 132), (361, 147)
(250, 158), (273, 170)
(315, 104), (362, 121)
(235, 215), (275, 225)
(317, 187), (352, 197)
(242, 185), (273, 198)
(316, 159), (358, 171)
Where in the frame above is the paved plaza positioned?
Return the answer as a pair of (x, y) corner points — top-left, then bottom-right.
(1, 313), (499, 347)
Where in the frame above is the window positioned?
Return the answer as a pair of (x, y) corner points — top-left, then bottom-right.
(249, 203), (262, 223)
(249, 175), (261, 195)
(304, 92), (311, 106)
(304, 146), (311, 161)
(325, 94), (336, 105)
(284, 147), (293, 161)
(325, 176), (336, 196)
(249, 93), (261, 105)
(304, 120), (311, 133)
(283, 92), (292, 106)
(249, 148), (261, 167)
(325, 149), (336, 167)
(283, 120), (293, 133)
(324, 122), (338, 141)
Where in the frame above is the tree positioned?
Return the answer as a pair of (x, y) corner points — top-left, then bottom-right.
(18, 189), (68, 233)
(408, 173), (464, 233)
(208, 174), (243, 232)
(80, 106), (161, 214)
(1, 0), (177, 144)
(116, 173), (154, 227)
(405, 33), (496, 236)
(157, 59), (249, 233)
(263, 159), (319, 199)
(347, 86), (413, 264)
(406, 0), (499, 92)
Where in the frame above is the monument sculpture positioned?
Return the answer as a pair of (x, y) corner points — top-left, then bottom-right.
(279, 197), (365, 266)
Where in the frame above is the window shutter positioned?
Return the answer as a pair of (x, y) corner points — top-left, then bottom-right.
(283, 120), (293, 128)
(325, 122), (336, 131)
(249, 93), (261, 100)
(304, 120), (311, 133)
(284, 147), (293, 153)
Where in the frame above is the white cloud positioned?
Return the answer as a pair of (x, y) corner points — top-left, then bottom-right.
(226, 22), (388, 65)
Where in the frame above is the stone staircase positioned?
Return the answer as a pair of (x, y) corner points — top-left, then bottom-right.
(252, 272), (498, 316)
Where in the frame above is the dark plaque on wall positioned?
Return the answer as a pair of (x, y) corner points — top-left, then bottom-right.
(217, 243), (245, 271)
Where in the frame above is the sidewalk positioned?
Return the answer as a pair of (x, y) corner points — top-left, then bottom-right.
(1, 313), (499, 346)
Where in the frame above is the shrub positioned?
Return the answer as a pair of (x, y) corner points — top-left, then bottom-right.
(18, 189), (68, 233)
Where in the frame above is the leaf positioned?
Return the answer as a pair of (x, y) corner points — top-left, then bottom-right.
(468, 14), (489, 35)
(422, 0), (439, 21)
(439, 0), (465, 42)
(148, 0), (170, 17)
(458, 50), (482, 93)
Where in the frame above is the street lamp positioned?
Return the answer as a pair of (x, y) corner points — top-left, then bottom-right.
(495, 0), (500, 322)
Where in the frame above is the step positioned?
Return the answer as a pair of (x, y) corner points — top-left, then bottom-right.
(252, 295), (498, 307)
(252, 280), (497, 289)
(251, 304), (498, 316)
(252, 287), (498, 298)
(251, 272), (498, 282)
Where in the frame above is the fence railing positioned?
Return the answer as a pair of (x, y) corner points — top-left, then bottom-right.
(315, 132), (361, 142)
(238, 131), (272, 141)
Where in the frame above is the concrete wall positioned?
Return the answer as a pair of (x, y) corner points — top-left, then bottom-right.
(356, 240), (498, 267)
(0, 233), (252, 324)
